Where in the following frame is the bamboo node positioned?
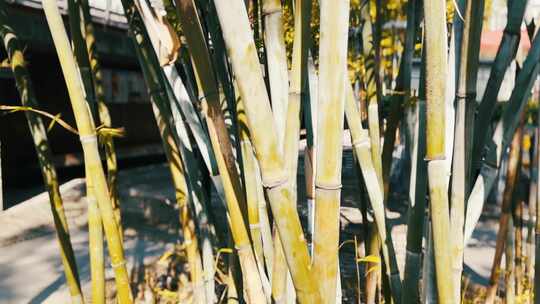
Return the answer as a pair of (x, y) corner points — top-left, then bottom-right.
(111, 259), (127, 269)
(456, 92), (476, 101)
(198, 91), (219, 102)
(79, 134), (97, 144)
(234, 244), (251, 252)
(262, 6), (281, 16)
(315, 182), (342, 190)
(352, 139), (370, 149)
(261, 176), (288, 189)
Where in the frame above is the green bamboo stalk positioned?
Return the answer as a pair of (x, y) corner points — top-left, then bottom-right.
(423, 0), (454, 302)
(464, 31), (540, 245)
(449, 0), (485, 301)
(402, 51), (427, 304)
(213, 0), (319, 302)
(86, 172), (105, 304)
(42, 0), (132, 302)
(173, 1), (266, 302)
(67, 0), (96, 117)
(485, 128), (523, 304)
(380, 0), (421, 195)
(472, 0), (529, 172)
(79, 0), (121, 240)
(312, 1), (349, 302)
(0, 7), (84, 303)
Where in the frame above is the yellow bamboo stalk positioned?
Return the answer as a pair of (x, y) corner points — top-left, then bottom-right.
(449, 0), (484, 301)
(312, 1), (350, 303)
(345, 77), (402, 302)
(41, 1), (132, 302)
(0, 10), (84, 302)
(263, 0), (289, 149)
(276, 0), (311, 301)
(423, 0), (454, 303)
(79, 0), (122, 242)
(213, 0), (318, 302)
(86, 172), (105, 304)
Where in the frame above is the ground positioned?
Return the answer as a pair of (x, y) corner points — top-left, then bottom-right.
(0, 142), (508, 303)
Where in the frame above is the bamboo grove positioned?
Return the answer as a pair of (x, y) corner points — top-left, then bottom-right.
(4, 0), (540, 303)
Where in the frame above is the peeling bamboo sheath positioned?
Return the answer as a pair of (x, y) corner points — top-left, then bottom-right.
(423, 0), (454, 303)
(41, 1), (133, 303)
(0, 8), (84, 302)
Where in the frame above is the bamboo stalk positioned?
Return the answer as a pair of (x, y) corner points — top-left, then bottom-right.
(0, 7), (84, 303)
(312, 1), (349, 302)
(485, 128), (523, 304)
(167, 75), (217, 304)
(515, 199), (524, 295)
(237, 97), (271, 301)
(402, 52), (427, 304)
(359, 3), (383, 301)
(263, 0), (288, 150)
(472, 0), (529, 172)
(173, 1), (266, 302)
(79, 0), (122, 240)
(275, 1), (312, 300)
(464, 31), (540, 245)
(531, 108), (540, 304)
(380, 0), (420, 196)
(86, 172), (105, 304)
(345, 77), (402, 303)
(119, 1), (206, 301)
(423, 1), (454, 302)
(527, 129), (537, 286)
(213, 1), (319, 302)
(507, 216), (516, 304)
(449, 0), (485, 301)
(42, 1), (132, 302)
